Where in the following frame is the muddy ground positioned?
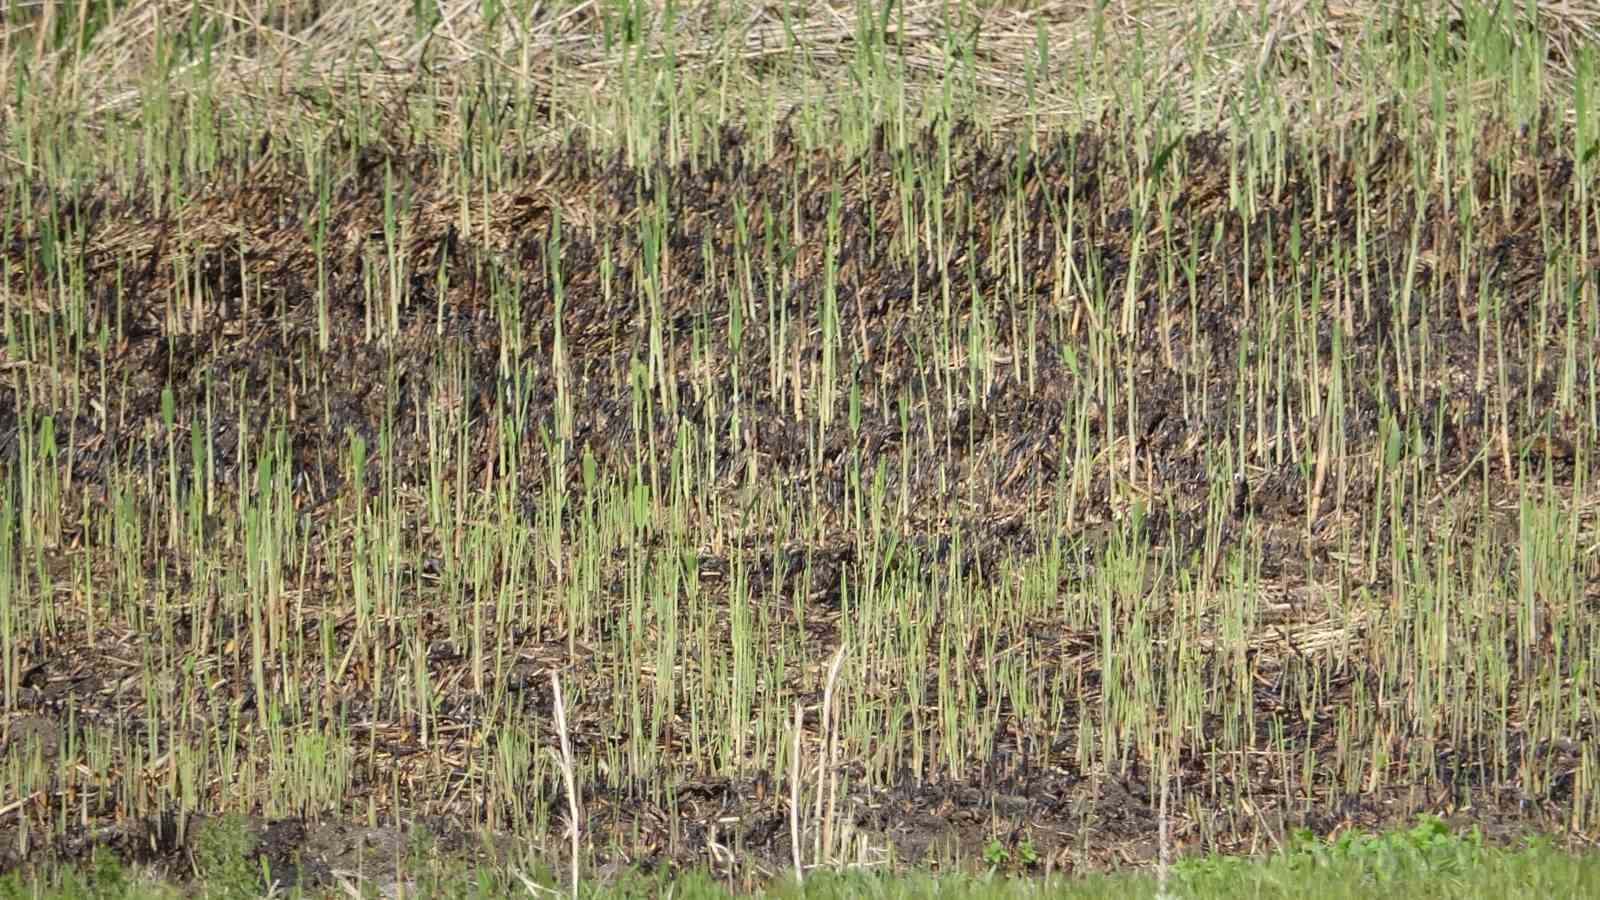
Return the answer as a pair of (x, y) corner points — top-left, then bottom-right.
(2, 108), (1598, 891)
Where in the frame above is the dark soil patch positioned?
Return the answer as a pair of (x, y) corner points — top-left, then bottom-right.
(2, 110), (1597, 891)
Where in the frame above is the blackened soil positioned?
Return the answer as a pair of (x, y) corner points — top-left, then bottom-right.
(2, 110), (1597, 890)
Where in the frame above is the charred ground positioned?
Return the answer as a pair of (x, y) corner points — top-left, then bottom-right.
(2, 109), (1597, 890)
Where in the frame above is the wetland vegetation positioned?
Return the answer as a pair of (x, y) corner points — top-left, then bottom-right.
(2, 0), (1599, 895)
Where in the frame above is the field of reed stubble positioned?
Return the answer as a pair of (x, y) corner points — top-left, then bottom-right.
(2, 0), (1599, 893)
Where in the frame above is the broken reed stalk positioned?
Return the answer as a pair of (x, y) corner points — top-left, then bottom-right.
(550, 671), (580, 900)
(812, 646), (847, 867)
(791, 702), (804, 884)
(1157, 758), (1171, 900)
